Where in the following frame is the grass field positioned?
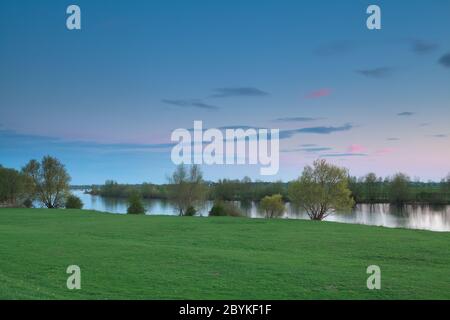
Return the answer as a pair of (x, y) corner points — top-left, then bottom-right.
(0, 208), (449, 299)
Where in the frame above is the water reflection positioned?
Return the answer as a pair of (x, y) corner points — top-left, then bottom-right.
(73, 191), (450, 232)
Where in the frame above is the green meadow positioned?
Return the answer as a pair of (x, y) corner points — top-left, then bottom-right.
(0, 208), (449, 299)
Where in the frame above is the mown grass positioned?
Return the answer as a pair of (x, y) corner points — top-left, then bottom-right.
(0, 208), (449, 299)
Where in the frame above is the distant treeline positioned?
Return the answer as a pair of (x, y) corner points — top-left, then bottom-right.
(87, 179), (288, 202)
(349, 173), (450, 205)
(82, 172), (450, 205)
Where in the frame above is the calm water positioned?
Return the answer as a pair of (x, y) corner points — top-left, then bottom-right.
(72, 190), (450, 232)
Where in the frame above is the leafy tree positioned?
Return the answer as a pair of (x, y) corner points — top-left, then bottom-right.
(22, 156), (71, 208)
(364, 172), (379, 203)
(388, 173), (411, 204)
(288, 159), (354, 220)
(0, 165), (30, 206)
(441, 173), (450, 194)
(127, 192), (145, 214)
(65, 194), (83, 209)
(167, 164), (206, 216)
(260, 194), (285, 218)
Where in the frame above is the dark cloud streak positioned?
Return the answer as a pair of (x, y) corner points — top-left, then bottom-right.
(356, 67), (393, 78)
(274, 117), (324, 122)
(438, 53), (450, 68)
(162, 99), (219, 110)
(211, 87), (269, 98)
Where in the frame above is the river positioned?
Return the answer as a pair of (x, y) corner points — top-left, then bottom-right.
(72, 190), (450, 232)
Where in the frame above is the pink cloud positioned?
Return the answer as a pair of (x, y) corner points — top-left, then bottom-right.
(375, 148), (395, 155)
(305, 88), (332, 99)
(347, 144), (366, 153)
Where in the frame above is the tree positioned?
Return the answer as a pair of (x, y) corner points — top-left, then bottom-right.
(127, 191), (145, 214)
(364, 172), (379, 203)
(441, 173), (450, 194)
(0, 165), (30, 206)
(388, 173), (411, 205)
(65, 194), (83, 209)
(288, 159), (354, 220)
(22, 156), (71, 208)
(167, 164), (206, 216)
(260, 194), (285, 218)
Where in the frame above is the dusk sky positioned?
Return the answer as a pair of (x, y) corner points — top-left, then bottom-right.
(1, 0), (449, 184)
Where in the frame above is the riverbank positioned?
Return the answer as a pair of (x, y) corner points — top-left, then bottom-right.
(1, 208), (449, 299)
(71, 190), (450, 231)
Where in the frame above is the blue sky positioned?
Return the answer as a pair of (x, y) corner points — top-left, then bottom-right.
(1, 0), (449, 184)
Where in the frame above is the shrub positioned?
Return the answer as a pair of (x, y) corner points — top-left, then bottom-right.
(260, 194), (285, 218)
(127, 192), (145, 214)
(209, 201), (242, 217)
(185, 206), (197, 216)
(65, 194), (83, 209)
(209, 202), (226, 216)
(23, 198), (33, 208)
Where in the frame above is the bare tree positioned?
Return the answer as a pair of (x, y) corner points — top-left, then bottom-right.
(167, 164), (206, 216)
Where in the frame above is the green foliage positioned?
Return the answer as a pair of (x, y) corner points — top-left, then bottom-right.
(441, 173), (450, 194)
(167, 164), (206, 216)
(0, 165), (30, 206)
(260, 194), (285, 218)
(208, 201), (242, 217)
(211, 178), (287, 202)
(22, 198), (33, 208)
(127, 192), (146, 214)
(94, 180), (166, 199)
(389, 173), (412, 205)
(22, 156), (71, 208)
(65, 194), (83, 209)
(185, 206), (197, 216)
(288, 159), (354, 220)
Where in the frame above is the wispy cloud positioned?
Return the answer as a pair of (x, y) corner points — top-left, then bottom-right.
(305, 88), (331, 99)
(0, 129), (174, 154)
(347, 144), (366, 153)
(320, 153), (367, 158)
(438, 53), (450, 68)
(297, 124), (353, 134)
(374, 148), (395, 155)
(431, 134), (448, 138)
(410, 39), (438, 54)
(356, 67), (393, 78)
(397, 111), (415, 116)
(274, 117), (324, 122)
(302, 147), (332, 152)
(280, 124), (353, 139)
(314, 41), (357, 56)
(211, 87), (269, 98)
(300, 144), (317, 147)
(162, 99), (219, 110)
(387, 137), (400, 141)
(282, 147), (332, 153)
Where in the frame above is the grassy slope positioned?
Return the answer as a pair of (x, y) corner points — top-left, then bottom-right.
(0, 208), (449, 300)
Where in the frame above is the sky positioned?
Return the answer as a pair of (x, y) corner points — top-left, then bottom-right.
(0, 0), (449, 184)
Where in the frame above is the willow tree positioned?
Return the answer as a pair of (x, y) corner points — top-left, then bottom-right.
(288, 159), (354, 220)
(260, 194), (285, 218)
(167, 164), (206, 216)
(22, 156), (71, 208)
